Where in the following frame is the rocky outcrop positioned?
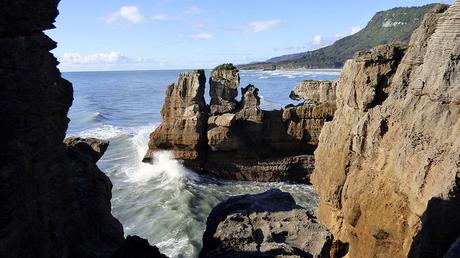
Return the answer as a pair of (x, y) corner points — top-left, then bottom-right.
(209, 64), (240, 115)
(143, 70), (207, 165)
(290, 80), (336, 104)
(200, 189), (332, 258)
(312, 3), (459, 258)
(144, 64), (337, 182)
(0, 1), (166, 257)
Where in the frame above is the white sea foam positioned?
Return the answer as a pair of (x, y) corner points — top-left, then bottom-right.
(75, 124), (127, 140)
(122, 124), (195, 184)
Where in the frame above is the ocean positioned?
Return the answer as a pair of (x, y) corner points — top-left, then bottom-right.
(63, 69), (341, 258)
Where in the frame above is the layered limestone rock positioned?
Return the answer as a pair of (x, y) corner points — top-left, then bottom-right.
(143, 70), (207, 165)
(145, 64), (331, 182)
(312, 3), (459, 258)
(283, 103), (336, 148)
(200, 189), (332, 258)
(0, 1), (167, 257)
(290, 80), (336, 104)
(209, 64), (240, 115)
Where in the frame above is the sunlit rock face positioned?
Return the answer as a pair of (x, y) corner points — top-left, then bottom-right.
(143, 70), (208, 168)
(144, 64), (338, 183)
(312, 3), (460, 258)
(199, 189), (332, 258)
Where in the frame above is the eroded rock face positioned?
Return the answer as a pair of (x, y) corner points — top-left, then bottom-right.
(143, 70), (207, 164)
(200, 189), (332, 258)
(146, 64), (330, 182)
(290, 80), (336, 104)
(312, 3), (459, 258)
(209, 64), (240, 115)
(0, 1), (167, 257)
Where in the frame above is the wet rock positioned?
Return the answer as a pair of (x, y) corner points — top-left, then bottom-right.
(64, 137), (109, 163)
(200, 189), (332, 258)
(143, 70), (208, 163)
(111, 236), (168, 258)
(312, 4), (459, 258)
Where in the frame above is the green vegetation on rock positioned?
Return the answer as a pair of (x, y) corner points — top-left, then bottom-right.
(238, 4), (443, 70)
(213, 63), (238, 72)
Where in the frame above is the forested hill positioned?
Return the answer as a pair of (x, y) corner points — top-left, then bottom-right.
(238, 4), (442, 70)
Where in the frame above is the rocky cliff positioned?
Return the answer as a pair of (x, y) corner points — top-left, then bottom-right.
(199, 189), (332, 258)
(312, 3), (459, 258)
(0, 1), (166, 257)
(144, 66), (336, 182)
(143, 70), (208, 168)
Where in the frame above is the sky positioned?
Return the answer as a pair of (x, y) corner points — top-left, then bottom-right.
(47, 0), (454, 71)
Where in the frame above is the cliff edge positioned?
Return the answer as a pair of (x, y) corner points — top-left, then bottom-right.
(312, 3), (459, 257)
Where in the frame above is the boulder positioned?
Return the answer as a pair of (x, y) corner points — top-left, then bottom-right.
(312, 4), (459, 258)
(209, 64), (240, 115)
(143, 70), (207, 163)
(200, 189), (332, 258)
(64, 137), (109, 163)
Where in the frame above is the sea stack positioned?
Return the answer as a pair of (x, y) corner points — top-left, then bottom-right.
(209, 64), (240, 115)
(143, 70), (208, 169)
(312, 3), (459, 257)
(144, 64), (337, 182)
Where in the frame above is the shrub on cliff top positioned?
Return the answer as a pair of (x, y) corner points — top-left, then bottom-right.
(212, 63), (237, 72)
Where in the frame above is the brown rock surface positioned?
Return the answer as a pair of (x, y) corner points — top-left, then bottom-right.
(145, 65), (327, 182)
(200, 189), (332, 258)
(290, 80), (336, 104)
(0, 1), (167, 257)
(209, 64), (240, 115)
(312, 3), (459, 258)
(143, 70), (207, 163)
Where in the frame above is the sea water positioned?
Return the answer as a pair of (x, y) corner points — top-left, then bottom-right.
(63, 69), (340, 258)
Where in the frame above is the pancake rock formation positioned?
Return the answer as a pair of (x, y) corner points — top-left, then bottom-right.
(312, 3), (459, 258)
(0, 1), (167, 257)
(143, 70), (208, 167)
(199, 189), (332, 258)
(144, 65), (336, 182)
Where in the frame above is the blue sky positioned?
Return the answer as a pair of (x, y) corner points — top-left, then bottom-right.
(48, 0), (453, 71)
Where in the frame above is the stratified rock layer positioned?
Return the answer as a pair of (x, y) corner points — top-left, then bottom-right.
(200, 189), (332, 258)
(290, 80), (336, 104)
(0, 1), (167, 257)
(143, 70), (207, 164)
(145, 65), (336, 182)
(209, 64), (240, 115)
(312, 3), (459, 258)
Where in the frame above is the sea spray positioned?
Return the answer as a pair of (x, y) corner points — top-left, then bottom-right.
(64, 70), (336, 258)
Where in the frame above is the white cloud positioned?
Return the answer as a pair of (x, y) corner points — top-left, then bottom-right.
(151, 14), (169, 21)
(335, 25), (363, 38)
(191, 33), (214, 40)
(243, 20), (281, 33)
(351, 26), (362, 34)
(103, 6), (145, 24)
(186, 6), (201, 15)
(58, 52), (156, 71)
(312, 35), (322, 46)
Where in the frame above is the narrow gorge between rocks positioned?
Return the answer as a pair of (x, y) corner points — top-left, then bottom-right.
(1, 1), (459, 258)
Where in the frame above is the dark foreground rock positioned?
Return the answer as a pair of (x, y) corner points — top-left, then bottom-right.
(112, 236), (168, 258)
(144, 65), (336, 183)
(0, 1), (167, 257)
(200, 189), (332, 258)
(312, 3), (460, 258)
